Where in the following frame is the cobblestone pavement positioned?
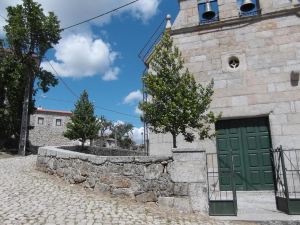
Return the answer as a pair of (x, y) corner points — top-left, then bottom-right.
(0, 156), (256, 225)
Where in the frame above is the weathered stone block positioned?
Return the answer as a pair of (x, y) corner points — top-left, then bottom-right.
(38, 147), (47, 156)
(135, 192), (157, 203)
(48, 158), (57, 170)
(56, 168), (64, 177)
(112, 177), (131, 188)
(174, 183), (189, 196)
(158, 197), (174, 208)
(108, 156), (134, 163)
(172, 148), (205, 161)
(111, 188), (135, 199)
(173, 197), (192, 213)
(89, 156), (107, 165)
(36, 156), (45, 166)
(73, 175), (86, 184)
(144, 164), (164, 180)
(124, 164), (145, 176)
(95, 183), (111, 193)
(86, 177), (96, 188)
(190, 196), (208, 213)
(168, 161), (206, 183)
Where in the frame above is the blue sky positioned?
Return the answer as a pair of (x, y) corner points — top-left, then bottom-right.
(0, 0), (179, 142)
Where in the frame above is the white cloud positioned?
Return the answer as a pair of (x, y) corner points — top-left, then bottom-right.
(1, 0), (161, 79)
(130, 0), (161, 22)
(130, 127), (144, 144)
(103, 68), (120, 81)
(41, 34), (119, 80)
(110, 120), (143, 144)
(123, 90), (143, 104)
(135, 106), (142, 115)
(0, 0), (160, 30)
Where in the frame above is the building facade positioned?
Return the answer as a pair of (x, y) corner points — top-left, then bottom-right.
(29, 108), (73, 148)
(148, 0), (300, 191)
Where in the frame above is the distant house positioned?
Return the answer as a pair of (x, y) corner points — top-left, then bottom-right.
(29, 108), (73, 149)
(94, 137), (117, 148)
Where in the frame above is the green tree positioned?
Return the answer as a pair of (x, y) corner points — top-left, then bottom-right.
(0, 0), (61, 149)
(64, 90), (101, 149)
(139, 32), (220, 148)
(110, 123), (135, 149)
(96, 115), (112, 147)
(98, 116), (112, 138)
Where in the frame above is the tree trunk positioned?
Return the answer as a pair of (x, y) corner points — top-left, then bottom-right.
(172, 133), (177, 148)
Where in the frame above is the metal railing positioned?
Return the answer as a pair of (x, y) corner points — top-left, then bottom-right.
(206, 152), (237, 216)
(270, 146), (300, 214)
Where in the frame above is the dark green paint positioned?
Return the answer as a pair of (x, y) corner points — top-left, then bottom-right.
(209, 201), (237, 216)
(276, 197), (300, 215)
(216, 117), (274, 191)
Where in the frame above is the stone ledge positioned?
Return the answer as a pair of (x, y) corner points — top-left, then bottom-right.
(172, 148), (205, 153)
(38, 147), (170, 165)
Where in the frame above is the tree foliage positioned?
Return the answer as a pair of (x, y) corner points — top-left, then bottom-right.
(110, 123), (135, 149)
(64, 90), (101, 148)
(98, 116), (112, 138)
(139, 32), (220, 148)
(0, 0), (61, 147)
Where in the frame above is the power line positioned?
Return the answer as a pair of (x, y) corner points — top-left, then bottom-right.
(37, 96), (140, 119)
(42, 58), (140, 119)
(0, 14), (6, 20)
(44, 57), (79, 98)
(61, 0), (139, 31)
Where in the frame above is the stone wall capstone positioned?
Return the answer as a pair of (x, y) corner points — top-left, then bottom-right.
(59, 146), (146, 156)
(37, 146), (208, 213)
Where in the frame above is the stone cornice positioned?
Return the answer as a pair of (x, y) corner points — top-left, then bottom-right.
(171, 6), (300, 36)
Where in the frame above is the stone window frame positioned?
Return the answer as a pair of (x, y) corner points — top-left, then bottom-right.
(55, 118), (62, 126)
(221, 53), (247, 73)
(228, 56), (240, 69)
(37, 117), (44, 125)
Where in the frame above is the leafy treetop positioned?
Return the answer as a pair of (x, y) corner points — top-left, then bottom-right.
(139, 32), (220, 148)
(64, 90), (101, 148)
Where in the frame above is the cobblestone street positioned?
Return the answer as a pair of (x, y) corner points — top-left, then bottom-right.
(0, 156), (256, 225)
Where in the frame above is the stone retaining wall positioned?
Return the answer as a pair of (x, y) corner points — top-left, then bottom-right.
(37, 147), (208, 213)
(60, 146), (146, 156)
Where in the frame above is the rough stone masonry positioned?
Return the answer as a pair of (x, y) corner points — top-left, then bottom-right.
(37, 146), (208, 213)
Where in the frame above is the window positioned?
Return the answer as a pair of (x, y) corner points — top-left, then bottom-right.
(198, 0), (219, 25)
(237, 0), (260, 17)
(228, 56), (240, 69)
(37, 117), (44, 125)
(56, 119), (62, 126)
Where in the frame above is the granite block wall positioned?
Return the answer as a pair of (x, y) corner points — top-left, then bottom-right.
(37, 147), (208, 213)
(149, 1), (300, 155)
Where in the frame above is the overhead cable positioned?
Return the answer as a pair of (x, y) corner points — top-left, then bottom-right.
(38, 96), (140, 119)
(61, 0), (139, 31)
(43, 59), (140, 119)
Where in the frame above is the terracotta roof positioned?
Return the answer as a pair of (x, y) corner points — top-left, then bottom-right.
(36, 109), (72, 116)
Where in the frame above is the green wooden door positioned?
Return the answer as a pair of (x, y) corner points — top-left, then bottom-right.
(216, 117), (274, 191)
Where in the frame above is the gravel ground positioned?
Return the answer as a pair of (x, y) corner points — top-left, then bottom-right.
(0, 156), (257, 225)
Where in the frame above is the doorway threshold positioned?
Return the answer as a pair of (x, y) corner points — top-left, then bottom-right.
(212, 191), (300, 222)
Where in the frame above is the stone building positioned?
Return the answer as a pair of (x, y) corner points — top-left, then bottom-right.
(147, 0), (300, 192)
(29, 108), (73, 148)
